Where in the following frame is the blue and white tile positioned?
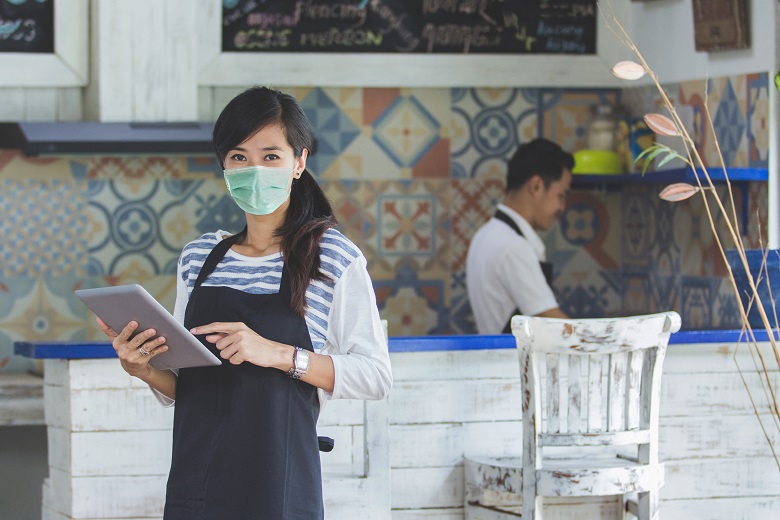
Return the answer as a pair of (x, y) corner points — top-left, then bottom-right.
(300, 88), (362, 177)
(372, 95), (441, 168)
(0, 178), (88, 277)
(555, 251), (622, 319)
(0, 275), (87, 372)
(450, 88), (538, 179)
(373, 262), (448, 337)
(362, 180), (451, 280)
(87, 179), (244, 277)
(449, 269), (476, 335)
(711, 78), (747, 168)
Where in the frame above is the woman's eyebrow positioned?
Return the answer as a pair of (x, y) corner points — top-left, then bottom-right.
(229, 144), (284, 153)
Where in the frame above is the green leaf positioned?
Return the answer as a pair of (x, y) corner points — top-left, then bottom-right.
(657, 151), (680, 168)
(634, 145), (660, 161)
(775, 70), (780, 92)
(643, 147), (671, 175)
(634, 145), (662, 175)
(645, 146), (669, 162)
(633, 144), (687, 176)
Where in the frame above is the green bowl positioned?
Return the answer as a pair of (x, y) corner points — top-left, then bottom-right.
(572, 149), (624, 175)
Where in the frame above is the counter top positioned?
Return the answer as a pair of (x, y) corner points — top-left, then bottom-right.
(13, 328), (780, 358)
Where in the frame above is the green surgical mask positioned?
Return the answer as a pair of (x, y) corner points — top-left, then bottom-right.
(223, 165), (294, 215)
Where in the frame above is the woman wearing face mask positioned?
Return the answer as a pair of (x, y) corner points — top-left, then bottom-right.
(96, 86), (393, 519)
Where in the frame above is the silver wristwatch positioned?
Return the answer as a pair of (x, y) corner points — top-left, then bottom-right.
(287, 347), (310, 379)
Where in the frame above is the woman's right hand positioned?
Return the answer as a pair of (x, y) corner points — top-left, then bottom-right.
(96, 317), (168, 379)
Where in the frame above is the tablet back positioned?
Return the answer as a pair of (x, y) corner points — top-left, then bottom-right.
(76, 284), (221, 370)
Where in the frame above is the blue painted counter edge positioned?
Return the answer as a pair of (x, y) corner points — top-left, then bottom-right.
(15, 342), (117, 359)
(13, 329), (780, 358)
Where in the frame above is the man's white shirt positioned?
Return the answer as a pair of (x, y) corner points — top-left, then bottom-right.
(466, 204), (559, 334)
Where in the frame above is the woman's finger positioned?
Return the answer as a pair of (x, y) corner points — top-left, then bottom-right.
(95, 316), (118, 338)
(219, 343), (240, 361)
(204, 332), (229, 345)
(142, 337), (167, 356)
(129, 336), (165, 359)
(147, 342), (169, 357)
(129, 328), (157, 350)
(117, 321), (140, 342)
(191, 322), (248, 335)
(213, 333), (236, 351)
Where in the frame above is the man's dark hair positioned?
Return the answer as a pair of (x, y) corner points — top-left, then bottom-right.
(506, 138), (575, 192)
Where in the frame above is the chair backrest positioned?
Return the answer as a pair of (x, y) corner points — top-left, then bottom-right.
(511, 312), (681, 467)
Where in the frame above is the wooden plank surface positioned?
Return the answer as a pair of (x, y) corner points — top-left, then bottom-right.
(32, 342), (780, 519)
(47, 468), (166, 518)
(0, 373), (44, 426)
(661, 496), (780, 520)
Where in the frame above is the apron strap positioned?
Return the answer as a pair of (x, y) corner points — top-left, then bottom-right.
(494, 209), (524, 237)
(493, 209), (554, 285)
(193, 227), (247, 290)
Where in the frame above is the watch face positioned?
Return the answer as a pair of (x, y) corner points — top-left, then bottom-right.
(296, 348), (310, 372)
(294, 347), (310, 376)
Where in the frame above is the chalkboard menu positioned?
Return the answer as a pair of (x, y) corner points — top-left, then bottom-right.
(222, 0), (596, 55)
(0, 0), (54, 53)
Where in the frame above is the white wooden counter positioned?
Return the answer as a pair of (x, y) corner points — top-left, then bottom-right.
(15, 330), (780, 519)
(0, 373), (44, 426)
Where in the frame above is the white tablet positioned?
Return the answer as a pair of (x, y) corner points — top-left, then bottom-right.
(76, 284), (221, 370)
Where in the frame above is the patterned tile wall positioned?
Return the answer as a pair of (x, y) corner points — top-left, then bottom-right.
(0, 72), (769, 371)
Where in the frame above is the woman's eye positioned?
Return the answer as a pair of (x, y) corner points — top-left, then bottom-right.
(264, 153), (280, 161)
(229, 153), (247, 162)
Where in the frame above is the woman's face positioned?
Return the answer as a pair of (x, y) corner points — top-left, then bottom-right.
(224, 123), (307, 178)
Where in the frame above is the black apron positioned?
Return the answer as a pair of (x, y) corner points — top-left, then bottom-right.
(493, 210), (554, 334)
(164, 229), (323, 519)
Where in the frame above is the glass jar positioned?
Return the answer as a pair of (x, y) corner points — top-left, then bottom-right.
(586, 104), (620, 151)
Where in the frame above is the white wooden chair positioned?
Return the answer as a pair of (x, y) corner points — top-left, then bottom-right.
(319, 320), (391, 519)
(465, 312), (681, 520)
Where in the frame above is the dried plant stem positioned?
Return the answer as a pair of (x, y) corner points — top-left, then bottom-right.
(601, 2), (780, 468)
(735, 340), (780, 471)
(604, 6), (780, 363)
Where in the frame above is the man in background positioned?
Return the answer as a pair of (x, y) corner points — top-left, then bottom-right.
(466, 138), (573, 334)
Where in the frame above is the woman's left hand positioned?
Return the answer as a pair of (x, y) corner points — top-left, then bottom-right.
(190, 322), (289, 369)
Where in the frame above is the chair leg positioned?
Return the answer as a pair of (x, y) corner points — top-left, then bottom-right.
(636, 490), (659, 520)
(521, 493), (543, 520)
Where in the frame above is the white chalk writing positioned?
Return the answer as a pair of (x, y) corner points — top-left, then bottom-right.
(421, 23), (497, 53)
(0, 18), (36, 43)
(234, 28), (292, 49)
(299, 28), (382, 47)
(296, 0), (367, 26)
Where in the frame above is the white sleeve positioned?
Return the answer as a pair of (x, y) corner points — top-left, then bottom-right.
(149, 254), (189, 407)
(173, 263), (189, 325)
(499, 243), (559, 317)
(319, 256), (393, 402)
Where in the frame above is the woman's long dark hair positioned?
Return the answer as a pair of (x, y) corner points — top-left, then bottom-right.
(213, 86), (337, 316)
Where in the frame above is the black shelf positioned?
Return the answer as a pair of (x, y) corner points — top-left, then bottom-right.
(570, 167), (767, 235)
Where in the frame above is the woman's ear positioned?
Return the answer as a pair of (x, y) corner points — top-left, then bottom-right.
(294, 149), (308, 178)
